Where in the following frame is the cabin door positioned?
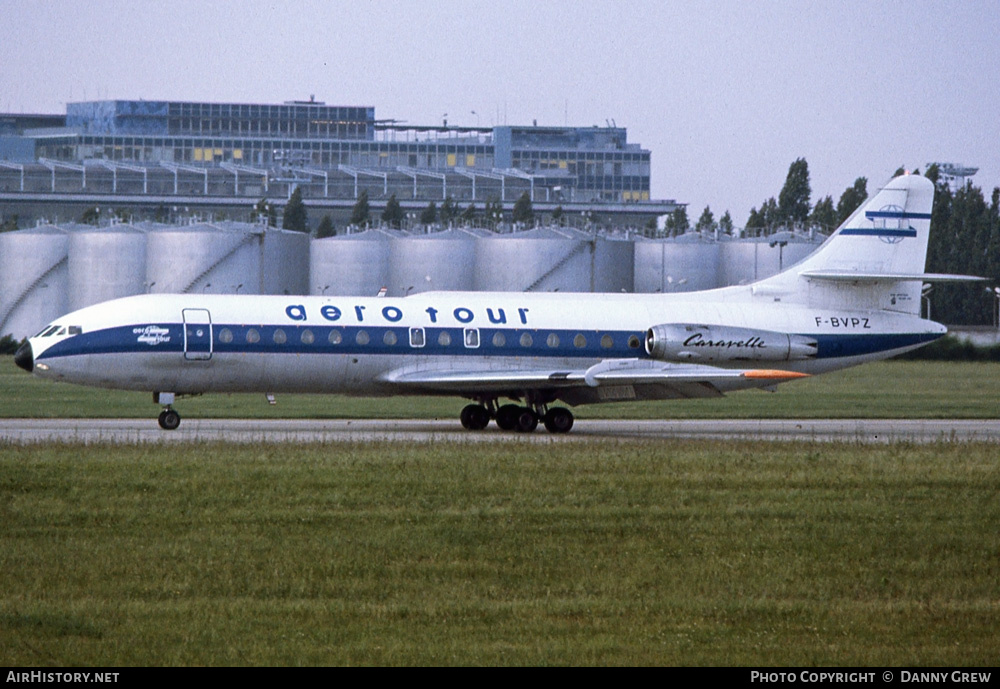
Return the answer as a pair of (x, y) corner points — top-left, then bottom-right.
(182, 308), (213, 361)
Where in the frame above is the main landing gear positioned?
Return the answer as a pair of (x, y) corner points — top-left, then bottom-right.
(460, 398), (574, 434)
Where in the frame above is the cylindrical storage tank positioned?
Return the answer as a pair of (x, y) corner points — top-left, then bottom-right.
(718, 239), (763, 286)
(633, 237), (667, 293)
(67, 224), (147, 311)
(717, 233), (827, 286)
(309, 228), (398, 296)
(390, 228), (477, 296)
(591, 234), (635, 293)
(146, 223), (262, 294)
(260, 226), (310, 296)
(474, 227), (591, 293)
(0, 225), (70, 339)
(634, 235), (721, 293)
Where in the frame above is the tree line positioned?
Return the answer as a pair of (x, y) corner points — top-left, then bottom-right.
(677, 158), (1000, 325)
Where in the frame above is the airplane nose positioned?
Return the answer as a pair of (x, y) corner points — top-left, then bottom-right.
(14, 341), (33, 373)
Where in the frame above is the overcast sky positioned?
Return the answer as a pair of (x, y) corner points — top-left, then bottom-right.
(2, 0), (998, 225)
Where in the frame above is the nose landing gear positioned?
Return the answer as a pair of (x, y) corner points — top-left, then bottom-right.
(154, 392), (181, 430)
(158, 408), (181, 430)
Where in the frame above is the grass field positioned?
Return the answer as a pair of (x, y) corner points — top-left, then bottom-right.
(3, 358), (1000, 420)
(1, 440), (998, 666)
(2, 358), (998, 665)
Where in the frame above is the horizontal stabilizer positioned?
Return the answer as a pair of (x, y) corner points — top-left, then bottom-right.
(800, 270), (986, 283)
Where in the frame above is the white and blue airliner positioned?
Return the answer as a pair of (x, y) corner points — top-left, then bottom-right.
(14, 174), (982, 432)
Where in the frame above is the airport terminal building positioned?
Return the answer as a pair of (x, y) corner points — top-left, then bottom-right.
(0, 98), (671, 227)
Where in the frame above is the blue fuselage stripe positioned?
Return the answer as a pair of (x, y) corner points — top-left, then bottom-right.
(37, 323), (943, 362)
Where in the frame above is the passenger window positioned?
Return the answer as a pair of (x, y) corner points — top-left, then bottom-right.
(520, 332), (533, 347)
(273, 329), (287, 344)
(246, 328), (260, 343)
(328, 329), (342, 345)
(356, 330), (370, 345)
(218, 328), (233, 344)
(492, 332), (506, 347)
(301, 329), (315, 344)
(409, 327), (425, 348)
(628, 335), (641, 349)
(464, 328), (480, 348)
(574, 334), (587, 348)
(383, 330), (397, 346)
(600, 334), (614, 349)
(546, 333), (560, 348)
(438, 331), (451, 346)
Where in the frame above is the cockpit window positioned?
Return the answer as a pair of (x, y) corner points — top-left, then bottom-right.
(35, 325), (82, 338)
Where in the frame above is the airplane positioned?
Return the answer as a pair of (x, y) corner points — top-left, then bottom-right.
(13, 173), (984, 433)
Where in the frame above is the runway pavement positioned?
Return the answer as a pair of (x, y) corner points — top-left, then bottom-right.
(2, 418), (999, 444)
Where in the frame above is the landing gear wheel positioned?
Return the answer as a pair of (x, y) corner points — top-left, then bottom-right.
(515, 408), (539, 433)
(543, 407), (574, 434)
(495, 404), (521, 431)
(158, 409), (181, 430)
(460, 404), (490, 430)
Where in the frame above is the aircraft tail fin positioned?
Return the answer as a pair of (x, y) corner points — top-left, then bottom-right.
(755, 174), (941, 314)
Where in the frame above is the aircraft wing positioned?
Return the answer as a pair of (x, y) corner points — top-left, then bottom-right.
(380, 359), (808, 404)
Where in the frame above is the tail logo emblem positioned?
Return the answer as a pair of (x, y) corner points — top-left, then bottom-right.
(846, 205), (921, 242)
(874, 205), (908, 244)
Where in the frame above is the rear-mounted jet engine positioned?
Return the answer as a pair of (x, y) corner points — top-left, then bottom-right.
(645, 323), (818, 362)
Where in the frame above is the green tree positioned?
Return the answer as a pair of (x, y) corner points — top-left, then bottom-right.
(778, 158), (811, 224)
(381, 194), (404, 229)
(420, 201), (438, 225)
(551, 205), (564, 225)
(645, 216), (658, 237)
(350, 190), (370, 227)
(282, 186), (308, 232)
(80, 206), (100, 226)
(809, 195), (837, 232)
(439, 196), (458, 225)
(664, 206), (689, 237)
(254, 198), (277, 227)
(512, 192), (534, 224)
(718, 210), (734, 236)
(745, 207), (763, 237)
(315, 214), (335, 238)
(695, 205), (716, 233)
(460, 203), (476, 226)
(836, 177), (868, 225)
(925, 163), (940, 185)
